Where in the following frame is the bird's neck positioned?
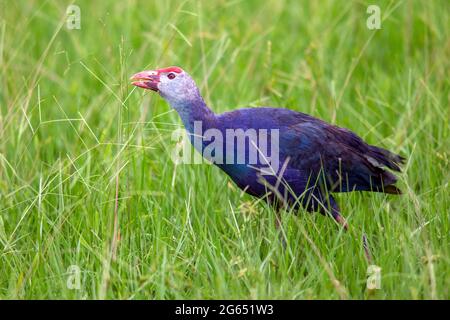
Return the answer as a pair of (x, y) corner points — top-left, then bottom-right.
(167, 93), (217, 133)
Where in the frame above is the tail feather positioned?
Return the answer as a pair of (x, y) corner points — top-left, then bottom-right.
(363, 149), (404, 195)
(368, 145), (405, 172)
(383, 185), (402, 195)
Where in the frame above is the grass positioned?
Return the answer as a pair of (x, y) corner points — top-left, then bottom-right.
(0, 0), (448, 299)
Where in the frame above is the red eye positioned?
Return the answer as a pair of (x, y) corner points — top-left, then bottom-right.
(167, 73), (176, 80)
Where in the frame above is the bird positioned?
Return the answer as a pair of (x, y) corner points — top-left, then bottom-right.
(131, 66), (404, 249)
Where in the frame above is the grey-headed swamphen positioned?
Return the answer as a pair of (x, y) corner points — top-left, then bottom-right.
(131, 66), (405, 256)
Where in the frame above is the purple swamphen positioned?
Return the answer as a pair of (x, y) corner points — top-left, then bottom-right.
(131, 66), (405, 251)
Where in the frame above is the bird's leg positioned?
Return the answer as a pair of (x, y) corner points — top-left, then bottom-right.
(327, 196), (372, 262)
(269, 198), (287, 248)
(362, 234), (373, 264)
(326, 196), (348, 231)
(275, 208), (287, 248)
(304, 190), (348, 229)
(274, 209), (282, 228)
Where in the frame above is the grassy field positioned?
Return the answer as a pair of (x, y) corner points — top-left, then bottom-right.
(0, 0), (448, 299)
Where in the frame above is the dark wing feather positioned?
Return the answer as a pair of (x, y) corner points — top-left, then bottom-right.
(217, 107), (404, 194)
(281, 119), (404, 193)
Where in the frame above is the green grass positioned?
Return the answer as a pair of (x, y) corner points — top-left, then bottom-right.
(0, 0), (448, 299)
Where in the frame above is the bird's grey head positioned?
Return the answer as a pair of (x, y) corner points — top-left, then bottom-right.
(130, 66), (201, 108)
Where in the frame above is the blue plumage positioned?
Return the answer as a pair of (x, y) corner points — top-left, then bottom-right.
(131, 67), (405, 231)
(205, 107), (403, 217)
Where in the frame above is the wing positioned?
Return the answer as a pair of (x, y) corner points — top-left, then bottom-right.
(216, 107), (404, 193)
(280, 120), (404, 193)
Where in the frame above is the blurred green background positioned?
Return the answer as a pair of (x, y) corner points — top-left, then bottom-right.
(0, 0), (448, 299)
